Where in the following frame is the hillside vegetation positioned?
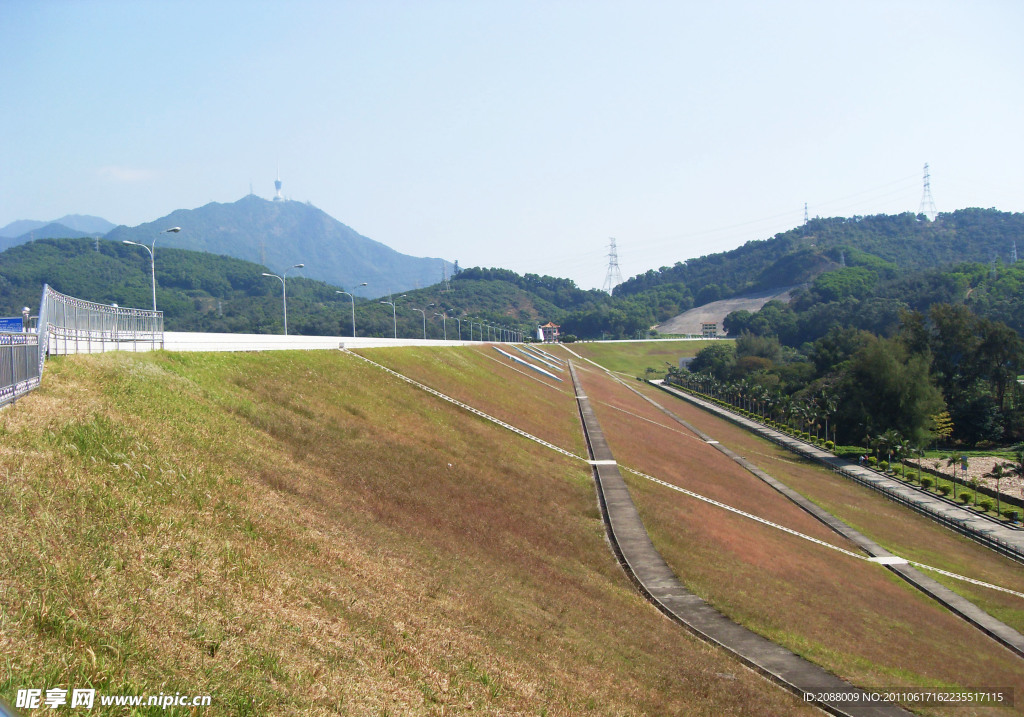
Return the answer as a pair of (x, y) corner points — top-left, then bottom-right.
(3, 209), (1022, 343)
(617, 209), (1024, 306)
(0, 238), (545, 339)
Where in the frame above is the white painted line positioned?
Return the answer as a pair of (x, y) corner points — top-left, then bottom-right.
(706, 440), (719, 444)
(868, 556), (909, 565)
(588, 460), (617, 466)
(349, 349), (1024, 603)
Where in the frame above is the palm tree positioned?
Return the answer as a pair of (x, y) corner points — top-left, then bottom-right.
(881, 429), (902, 469)
(869, 434), (885, 464)
(821, 394), (838, 445)
(893, 437), (912, 479)
(946, 452), (968, 501)
(808, 402), (823, 440)
(776, 394), (793, 427)
(984, 462), (1013, 517)
(1005, 444), (1024, 507)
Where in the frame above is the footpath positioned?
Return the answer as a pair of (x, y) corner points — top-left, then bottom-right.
(570, 363), (909, 717)
(652, 381), (1024, 563)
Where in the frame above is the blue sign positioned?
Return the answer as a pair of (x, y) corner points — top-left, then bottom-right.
(0, 317), (24, 332)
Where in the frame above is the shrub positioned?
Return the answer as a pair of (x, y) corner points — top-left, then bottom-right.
(867, 456), (878, 467)
(878, 460), (889, 472)
(824, 440), (834, 451)
(905, 470), (917, 482)
(937, 485), (951, 496)
(1003, 509), (1019, 522)
(920, 477), (933, 490)
(959, 492), (972, 504)
(978, 498), (993, 513)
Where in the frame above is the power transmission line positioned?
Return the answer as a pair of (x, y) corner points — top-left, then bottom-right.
(919, 163), (938, 221)
(602, 237), (623, 295)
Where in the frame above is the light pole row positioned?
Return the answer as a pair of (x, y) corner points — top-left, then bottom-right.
(122, 232), (526, 342)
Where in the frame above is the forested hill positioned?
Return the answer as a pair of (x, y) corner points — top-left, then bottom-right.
(615, 209), (1024, 304)
(0, 238), (604, 339)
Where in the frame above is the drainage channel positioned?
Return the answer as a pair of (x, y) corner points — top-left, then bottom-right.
(568, 361), (908, 717)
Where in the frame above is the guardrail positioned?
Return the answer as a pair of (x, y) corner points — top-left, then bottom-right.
(0, 332), (41, 408)
(1, 285), (164, 409)
(40, 285), (163, 355)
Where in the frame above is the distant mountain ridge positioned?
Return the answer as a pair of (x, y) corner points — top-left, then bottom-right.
(105, 196), (453, 297)
(0, 214), (116, 238)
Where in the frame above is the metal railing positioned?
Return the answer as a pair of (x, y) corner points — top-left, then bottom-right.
(40, 285), (163, 355)
(0, 332), (41, 408)
(0, 285), (164, 408)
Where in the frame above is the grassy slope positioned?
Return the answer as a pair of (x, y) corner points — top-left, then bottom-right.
(629, 384), (1024, 635)
(565, 360), (1024, 716)
(565, 340), (719, 378)
(0, 348), (811, 716)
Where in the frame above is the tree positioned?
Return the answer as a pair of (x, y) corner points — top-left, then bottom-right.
(893, 436), (912, 479)
(835, 336), (946, 447)
(984, 462), (1013, 516)
(946, 453), (969, 501)
(928, 411), (954, 449)
(821, 393), (839, 445)
(689, 342), (737, 382)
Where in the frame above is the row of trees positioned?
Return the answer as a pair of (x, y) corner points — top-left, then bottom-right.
(678, 305), (1024, 449)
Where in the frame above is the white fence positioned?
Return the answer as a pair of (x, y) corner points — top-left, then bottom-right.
(40, 285), (163, 356)
(0, 285), (164, 407)
(0, 331), (41, 408)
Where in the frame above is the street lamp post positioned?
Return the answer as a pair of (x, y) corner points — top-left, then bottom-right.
(433, 312), (447, 340)
(262, 263), (305, 335)
(410, 307), (427, 340)
(336, 282), (367, 337)
(123, 226), (180, 313)
(379, 294), (405, 338)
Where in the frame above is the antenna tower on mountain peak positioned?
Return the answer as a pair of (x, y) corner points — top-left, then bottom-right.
(918, 163), (937, 221)
(804, 202), (809, 225)
(602, 237), (623, 295)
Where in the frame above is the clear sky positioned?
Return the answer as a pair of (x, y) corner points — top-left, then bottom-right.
(2, 1), (1022, 290)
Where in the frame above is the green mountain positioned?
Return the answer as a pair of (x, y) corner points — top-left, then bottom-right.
(616, 209), (1024, 307)
(0, 214), (115, 239)
(5, 222), (91, 248)
(104, 195), (454, 297)
(0, 238), (554, 338)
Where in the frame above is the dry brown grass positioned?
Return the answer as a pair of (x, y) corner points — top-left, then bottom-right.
(572, 366), (1024, 715)
(635, 381), (1024, 637)
(0, 349), (812, 716)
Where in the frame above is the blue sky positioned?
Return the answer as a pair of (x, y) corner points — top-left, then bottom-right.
(2, 1), (1022, 289)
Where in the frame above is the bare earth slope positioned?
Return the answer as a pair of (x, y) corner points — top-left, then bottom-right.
(655, 286), (798, 335)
